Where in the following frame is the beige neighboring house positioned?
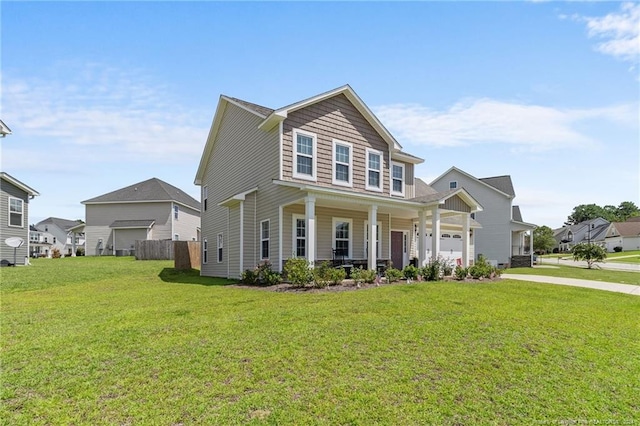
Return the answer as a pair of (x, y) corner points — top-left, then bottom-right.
(195, 85), (484, 279)
(1, 172), (39, 265)
(430, 167), (536, 267)
(604, 218), (640, 252)
(82, 178), (201, 256)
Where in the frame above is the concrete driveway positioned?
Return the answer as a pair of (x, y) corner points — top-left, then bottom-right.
(502, 274), (640, 296)
(538, 257), (640, 272)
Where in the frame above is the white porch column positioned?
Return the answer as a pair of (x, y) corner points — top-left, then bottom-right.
(418, 209), (427, 267)
(368, 205), (377, 271)
(431, 206), (440, 263)
(71, 232), (77, 257)
(305, 196), (316, 267)
(462, 213), (470, 267)
(529, 229), (534, 266)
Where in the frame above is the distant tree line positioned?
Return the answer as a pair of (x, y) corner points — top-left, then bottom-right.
(565, 202), (639, 225)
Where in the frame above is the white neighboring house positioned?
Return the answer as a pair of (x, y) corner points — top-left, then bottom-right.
(430, 167), (536, 267)
(553, 218), (610, 252)
(32, 217), (85, 257)
(603, 217), (640, 252)
(29, 225), (54, 258)
(82, 178), (201, 256)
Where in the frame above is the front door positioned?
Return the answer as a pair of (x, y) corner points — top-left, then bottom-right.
(391, 231), (404, 269)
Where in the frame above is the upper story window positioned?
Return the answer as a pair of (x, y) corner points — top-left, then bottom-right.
(174, 205), (179, 219)
(9, 197), (23, 227)
(293, 129), (317, 181)
(449, 181), (457, 189)
(203, 186), (208, 211)
(391, 162), (405, 196)
(53, 237), (57, 244)
(366, 148), (383, 192)
(332, 140), (353, 187)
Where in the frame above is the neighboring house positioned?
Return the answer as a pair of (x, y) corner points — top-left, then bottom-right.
(603, 219), (640, 252)
(1, 172), (39, 265)
(195, 85), (483, 279)
(33, 217), (85, 257)
(553, 218), (609, 252)
(430, 167), (536, 267)
(82, 178), (201, 256)
(29, 225), (54, 258)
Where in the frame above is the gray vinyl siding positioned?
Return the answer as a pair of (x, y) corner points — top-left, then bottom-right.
(172, 204), (201, 241)
(282, 93), (393, 196)
(0, 180), (30, 265)
(84, 202), (171, 256)
(199, 101), (284, 278)
(432, 170), (511, 264)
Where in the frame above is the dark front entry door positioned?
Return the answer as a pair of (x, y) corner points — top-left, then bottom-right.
(391, 231), (404, 269)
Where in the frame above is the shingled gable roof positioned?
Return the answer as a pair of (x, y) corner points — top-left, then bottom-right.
(37, 217), (83, 232)
(0, 172), (39, 196)
(512, 206), (523, 222)
(609, 221), (640, 237)
(82, 178), (200, 211)
(195, 85), (423, 185)
(414, 178), (438, 197)
(430, 167), (514, 199)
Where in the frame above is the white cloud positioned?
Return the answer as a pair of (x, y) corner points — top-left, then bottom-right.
(574, 2), (640, 63)
(2, 63), (209, 163)
(374, 99), (636, 151)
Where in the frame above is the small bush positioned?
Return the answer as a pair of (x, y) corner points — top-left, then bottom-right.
(284, 257), (312, 287)
(312, 261), (332, 288)
(613, 246), (623, 253)
(52, 248), (61, 259)
(241, 269), (259, 285)
(385, 267), (403, 283)
(552, 247), (559, 254)
(350, 267), (365, 285)
(257, 262), (281, 286)
(454, 266), (469, 280)
(403, 265), (420, 280)
(361, 269), (378, 284)
(328, 267), (347, 286)
(76, 248), (85, 257)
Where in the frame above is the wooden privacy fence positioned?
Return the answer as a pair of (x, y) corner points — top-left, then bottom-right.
(174, 241), (201, 270)
(135, 240), (174, 260)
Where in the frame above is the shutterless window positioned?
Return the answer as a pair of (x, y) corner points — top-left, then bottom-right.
(449, 181), (457, 189)
(9, 197), (23, 227)
(174, 234), (179, 241)
(203, 238), (208, 264)
(203, 186), (208, 211)
(293, 215), (306, 257)
(293, 129), (316, 180)
(333, 140), (352, 186)
(391, 162), (404, 195)
(333, 218), (351, 258)
(261, 220), (270, 259)
(217, 233), (223, 263)
(366, 149), (382, 191)
(174, 205), (179, 219)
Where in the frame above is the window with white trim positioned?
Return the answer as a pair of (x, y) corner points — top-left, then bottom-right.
(391, 162), (405, 196)
(332, 218), (352, 258)
(203, 238), (208, 264)
(366, 148), (383, 191)
(441, 233), (451, 239)
(293, 214), (306, 258)
(174, 234), (179, 241)
(293, 129), (316, 181)
(203, 186), (208, 211)
(9, 197), (23, 227)
(217, 233), (224, 263)
(332, 139), (352, 186)
(364, 221), (381, 259)
(260, 220), (270, 259)
(449, 181), (457, 189)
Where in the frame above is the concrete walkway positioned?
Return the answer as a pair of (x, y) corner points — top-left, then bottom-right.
(538, 257), (640, 272)
(502, 274), (640, 296)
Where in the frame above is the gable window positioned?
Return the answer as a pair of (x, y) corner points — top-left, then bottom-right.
(293, 214), (306, 257)
(217, 233), (223, 263)
(293, 129), (316, 181)
(366, 148), (383, 192)
(260, 220), (270, 259)
(9, 197), (23, 227)
(333, 218), (352, 258)
(203, 238), (208, 264)
(364, 221), (381, 259)
(449, 181), (457, 189)
(174, 205), (179, 219)
(391, 162), (405, 196)
(203, 186), (208, 211)
(332, 140), (352, 186)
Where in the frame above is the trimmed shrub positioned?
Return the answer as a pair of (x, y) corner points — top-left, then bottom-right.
(312, 261), (332, 288)
(284, 257), (312, 287)
(385, 267), (403, 283)
(242, 261), (281, 286)
(361, 269), (378, 284)
(403, 265), (420, 280)
(241, 269), (258, 285)
(454, 266), (469, 280)
(328, 267), (347, 286)
(613, 246), (623, 253)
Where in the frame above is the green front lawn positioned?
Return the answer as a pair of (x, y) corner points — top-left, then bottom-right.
(2, 257), (639, 424)
(508, 265), (640, 285)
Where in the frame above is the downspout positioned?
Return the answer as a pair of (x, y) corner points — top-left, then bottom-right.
(278, 205), (283, 273)
(239, 200), (244, 276)
(227, 207), (230, 279)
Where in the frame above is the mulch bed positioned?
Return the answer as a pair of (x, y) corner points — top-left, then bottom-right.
(232, 277), (503, 293)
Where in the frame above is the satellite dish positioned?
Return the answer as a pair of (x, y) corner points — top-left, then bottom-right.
(5, 237), (24, 248)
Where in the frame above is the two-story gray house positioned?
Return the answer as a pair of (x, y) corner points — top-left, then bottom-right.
(430, 167), (536, 267)
(82, 178), (201, 256)
(1, 172), (39, 265)
(195, 85), (483, 278)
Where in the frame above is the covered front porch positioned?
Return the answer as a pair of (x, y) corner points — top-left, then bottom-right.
(276, 181), (483, 272)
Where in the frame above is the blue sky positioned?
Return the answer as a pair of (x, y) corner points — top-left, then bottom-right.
(2, 1), (638, 229)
